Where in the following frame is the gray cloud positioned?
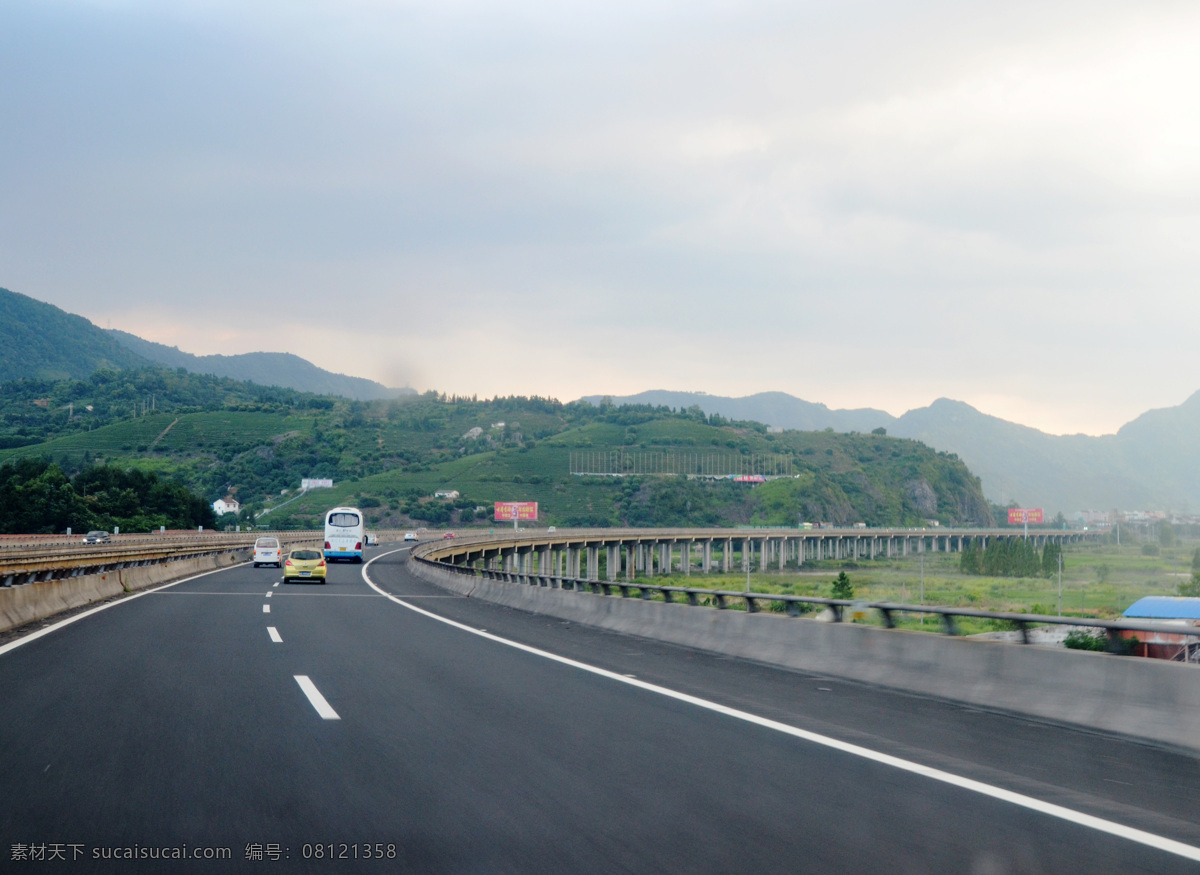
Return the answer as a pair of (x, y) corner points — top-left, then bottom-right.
(3, 0), (1199, 434)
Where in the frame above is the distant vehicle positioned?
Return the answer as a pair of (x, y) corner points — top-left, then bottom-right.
(284, 549), (326, 584)
(324, 506), (364, 563)
(365, 533), (379, 546)
(547, 526), (556, 533)
(403, 532), (418, 542)
(442, 532), (456, 540)
(82, 531), (111, 544)
(253, 537), (282, 568)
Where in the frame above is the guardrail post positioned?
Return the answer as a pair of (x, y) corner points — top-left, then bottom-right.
(663, 589), (674, 603)
(1015, 620), (1030, 644)
(714, 593), (727, 610)
(940, 614), (959, 636)
(687, 591), (699, 606)
(618, 584), (630, 598)
(786, 601), (802, 617)
(640, 586), (652, 601)
(830, 604), (843, 622)
(878, 607), (895, 629)
(744, 595), (759, 613)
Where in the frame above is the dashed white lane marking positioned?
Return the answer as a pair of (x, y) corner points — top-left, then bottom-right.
(262, 604), (270, 613)
(266, 592), (273, 598)
(294, 675), (340, 720)
(361, 550), (1200, 865)
(267, 627), (282, 643)
(273, 582), (279, 588)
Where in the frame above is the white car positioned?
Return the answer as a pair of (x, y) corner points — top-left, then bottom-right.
(403, 532), (418, 542)
(253, 537), (282, 568)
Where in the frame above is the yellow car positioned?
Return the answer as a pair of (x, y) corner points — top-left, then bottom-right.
(283, 549), (327, 584)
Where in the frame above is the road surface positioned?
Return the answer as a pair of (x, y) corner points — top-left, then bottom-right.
(2, 545), (1198, 872)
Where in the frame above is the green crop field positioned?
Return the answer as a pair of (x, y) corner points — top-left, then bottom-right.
(629, 537), (1197, 632)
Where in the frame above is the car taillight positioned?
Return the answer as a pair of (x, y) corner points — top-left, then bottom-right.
(355, 542), (362, 550)
(285, 559), (293, 566)
(318, 561), (325, 567)
(324, 541), (331, 549)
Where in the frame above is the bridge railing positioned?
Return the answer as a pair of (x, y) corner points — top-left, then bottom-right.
(413, 553), (1200, 655)
(0, 531), (323, 586)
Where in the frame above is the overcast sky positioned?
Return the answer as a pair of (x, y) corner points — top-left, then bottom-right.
(4, 1), (1199, 435)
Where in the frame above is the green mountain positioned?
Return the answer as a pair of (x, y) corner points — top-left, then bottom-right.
(0, 386), (993, 530)
(107, 330), (414, 401)
(0, 287), (150, 381)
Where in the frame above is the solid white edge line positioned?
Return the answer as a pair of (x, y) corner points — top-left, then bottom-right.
(267, 626), (282, 643)
(294, 674), (340, 720)
(361, 548), (1200, 863)
(0, 562), (255, 658)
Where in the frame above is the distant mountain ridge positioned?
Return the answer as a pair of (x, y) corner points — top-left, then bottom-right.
(0, 287), (149, 381)
(582, 390), (1200, 514)
(0, 286), (413, 401)
(582, 390), (892, 433)
(107, 330), (414, 402)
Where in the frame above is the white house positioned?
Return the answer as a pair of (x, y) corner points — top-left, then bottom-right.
(212, 496), (240, 516)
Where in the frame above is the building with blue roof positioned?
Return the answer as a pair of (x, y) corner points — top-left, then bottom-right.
(1122, 597), (1200, 621)
(1120, 597), (1200, 662)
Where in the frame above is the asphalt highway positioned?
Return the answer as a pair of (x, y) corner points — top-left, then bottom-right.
(2, 544), (1199, 873)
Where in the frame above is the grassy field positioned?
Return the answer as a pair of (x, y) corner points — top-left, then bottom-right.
(628, 537), (1196, 634)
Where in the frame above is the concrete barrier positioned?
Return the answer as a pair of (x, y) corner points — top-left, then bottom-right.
(0, 550), (251, 634)
(410, 562), (1200, 752)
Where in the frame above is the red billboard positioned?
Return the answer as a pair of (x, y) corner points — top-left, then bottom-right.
(494, 501), (538, 521)
(1008, 508), (1044, 525)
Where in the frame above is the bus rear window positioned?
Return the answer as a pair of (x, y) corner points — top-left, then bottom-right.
(328, 512), (360, 527)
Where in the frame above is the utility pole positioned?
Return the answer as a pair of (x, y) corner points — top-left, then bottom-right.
(1057, 550), (1063, 616)
(920, 553), (925, 624)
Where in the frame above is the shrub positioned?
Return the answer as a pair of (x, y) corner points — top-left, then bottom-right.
(1063, 629), (1106, 651)
(831, 571), (853, 600)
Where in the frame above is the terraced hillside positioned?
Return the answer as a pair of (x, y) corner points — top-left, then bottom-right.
(3, 389), (993, 530)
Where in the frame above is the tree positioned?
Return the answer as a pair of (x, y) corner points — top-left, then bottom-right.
(1159, 522), (1176, 548)
(960, 539), (982, 574)
(1179, 576), (1200, 598)
(1041, 542), (1063, 578)
(831, 571), (853, 600)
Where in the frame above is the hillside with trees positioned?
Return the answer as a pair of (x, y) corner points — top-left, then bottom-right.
(1, 382), (994, 531)
(0, 457), (215, 534)
(0, 287), (149, 382)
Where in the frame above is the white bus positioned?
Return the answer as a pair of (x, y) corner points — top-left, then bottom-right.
(324, 506), (365, 563)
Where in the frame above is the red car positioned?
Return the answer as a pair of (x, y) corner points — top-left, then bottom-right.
(442, 532), (456, 539)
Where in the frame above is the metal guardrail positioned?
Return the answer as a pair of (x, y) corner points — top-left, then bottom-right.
(0, 531), (324, 586)
(413, 551), (1200, 655)
(0, 529), (423, 586)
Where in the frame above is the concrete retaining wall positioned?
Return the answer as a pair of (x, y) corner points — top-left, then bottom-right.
(412, 562), (1200, 752)
(0, 550), (251, 634)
